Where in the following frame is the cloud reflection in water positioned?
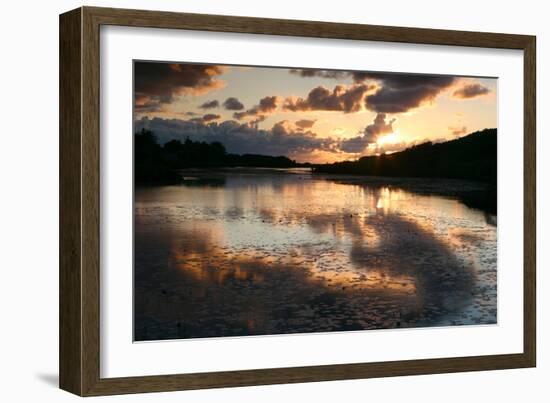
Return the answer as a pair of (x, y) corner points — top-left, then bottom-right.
(134, 169), (497, 341)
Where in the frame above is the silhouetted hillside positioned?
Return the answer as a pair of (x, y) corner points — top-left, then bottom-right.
(315, 128), (497, 183)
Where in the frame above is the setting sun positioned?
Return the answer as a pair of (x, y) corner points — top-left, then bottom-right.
(132, 60), (498, 343)
(377, 132), (400, 145)
(134, 62), (496, 163)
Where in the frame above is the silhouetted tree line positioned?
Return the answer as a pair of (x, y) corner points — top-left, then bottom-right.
(136, 128), (497, 187)
(135, 129), (302, 184)
(315, 128), (497, 183)
(135, 129), (181, 184)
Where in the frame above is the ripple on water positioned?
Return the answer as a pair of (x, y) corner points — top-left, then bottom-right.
(134, 170), (497, 341)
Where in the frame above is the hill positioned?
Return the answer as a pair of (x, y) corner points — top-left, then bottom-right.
(314, 128), (497, 183)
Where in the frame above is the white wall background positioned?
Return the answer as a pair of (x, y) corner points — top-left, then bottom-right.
(0, 0), (546, 401)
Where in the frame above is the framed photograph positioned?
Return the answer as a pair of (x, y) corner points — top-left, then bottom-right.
(59, 6), (536, 396)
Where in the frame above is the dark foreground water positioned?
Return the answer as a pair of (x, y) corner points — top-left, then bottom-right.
(134, 168), (497, 341)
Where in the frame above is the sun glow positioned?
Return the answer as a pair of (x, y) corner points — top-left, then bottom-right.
(377, 132), (400, 145)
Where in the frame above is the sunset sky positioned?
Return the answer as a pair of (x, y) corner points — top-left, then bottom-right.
(134, 61), (496, 163)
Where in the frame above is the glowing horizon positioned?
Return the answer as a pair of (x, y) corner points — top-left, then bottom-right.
(134, 61), (497, 164)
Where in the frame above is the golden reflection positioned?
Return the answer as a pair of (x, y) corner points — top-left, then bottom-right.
(171, 243), (267, 284)
(168, 225), (415, 295)
(149, 180), (486, 298)
(171, 245), (417, 294)
(135, 169), (497, 340)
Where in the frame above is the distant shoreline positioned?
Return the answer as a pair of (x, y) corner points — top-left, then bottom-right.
(134, 127), (497, 214)
(137, 167), (497, 216)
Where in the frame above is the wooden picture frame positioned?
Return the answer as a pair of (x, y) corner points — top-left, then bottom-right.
(59, 6), (536, 396)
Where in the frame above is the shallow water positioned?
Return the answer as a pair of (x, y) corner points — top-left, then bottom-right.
(134, 168), (497, 341)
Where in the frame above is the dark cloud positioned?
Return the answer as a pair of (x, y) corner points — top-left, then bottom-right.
(199, 100), (220, 109)
(233, 96), (280, 120)
(364, 113), (396, 141)
(289, 68), (348, 80)
(189, 114), (221, 124)
(290, 68), (373, 83)
(340, 113), (395, 153)
(248, 115), (268, 129)
(283, 84), (373, 113)
(448, 126), (467, 136)
(134, 62), (226, 111)
(290, 69), (458, 113)
(363, 73), (455, 89)
(258, 96), (279, 113)
(364, 73), (456, 113)
(271, 120), (294, 136)
(295, 119), (316, 129)
(453, 83), (490, 99)
(135, 116), (337, 159)
(233, 111), (248, 120)
(201, 113), (221, 122)
(271, 120), (316, 138)
(223, 97), (245, 110)
(134, 94), (165, 113)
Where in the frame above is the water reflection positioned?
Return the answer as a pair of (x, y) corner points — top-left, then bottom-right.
(134, 168), (497, 341)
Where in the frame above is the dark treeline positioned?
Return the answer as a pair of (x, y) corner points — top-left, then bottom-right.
(136, 127), (497, 185)
(135, 129), (303, 184)
(315, 128), (497, 183)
